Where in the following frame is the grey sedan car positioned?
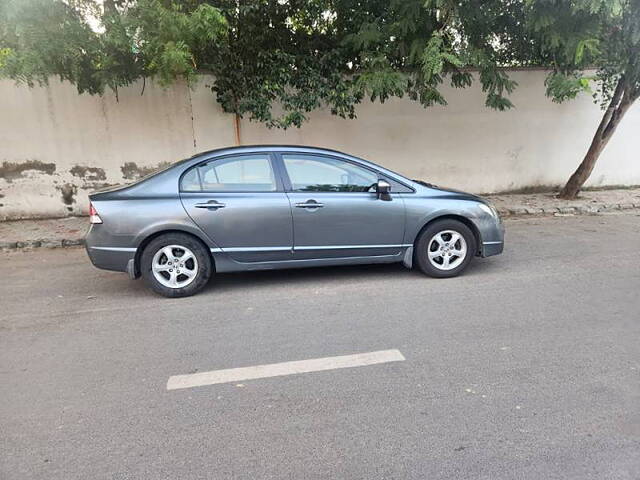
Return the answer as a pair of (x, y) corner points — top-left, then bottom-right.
(86, 146), (504, 297)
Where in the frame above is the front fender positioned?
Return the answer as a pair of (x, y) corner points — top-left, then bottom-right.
(401, 196), (503, 252)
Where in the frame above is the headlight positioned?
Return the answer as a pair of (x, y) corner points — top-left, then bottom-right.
(478, 202), (499, 218)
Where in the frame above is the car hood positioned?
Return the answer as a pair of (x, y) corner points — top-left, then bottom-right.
(414, 180), (487, 203)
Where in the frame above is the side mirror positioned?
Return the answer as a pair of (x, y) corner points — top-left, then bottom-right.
(376, 179), (391, 200)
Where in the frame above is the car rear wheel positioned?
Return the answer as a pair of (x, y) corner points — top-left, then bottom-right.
(141, 233), (212, 297)
(414, 219), (476, 278)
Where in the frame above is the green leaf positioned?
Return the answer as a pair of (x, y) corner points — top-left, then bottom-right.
(544, 71), (591, 103)
(574, 38), (599, 64)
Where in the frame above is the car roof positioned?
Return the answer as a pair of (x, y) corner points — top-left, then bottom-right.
(190, 145), (356, 159)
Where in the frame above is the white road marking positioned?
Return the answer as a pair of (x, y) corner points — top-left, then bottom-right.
(166, 349), (405, 391)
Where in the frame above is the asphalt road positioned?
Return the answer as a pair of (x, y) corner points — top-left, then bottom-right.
(1, 213), (639, 480)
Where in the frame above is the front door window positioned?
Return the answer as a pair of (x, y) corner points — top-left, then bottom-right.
(283, 155), (378, 192)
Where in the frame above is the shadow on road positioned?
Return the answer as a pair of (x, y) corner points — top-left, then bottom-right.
(199, 256), (503, 295)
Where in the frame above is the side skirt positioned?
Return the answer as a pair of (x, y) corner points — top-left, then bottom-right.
(212, 250), (408, 273)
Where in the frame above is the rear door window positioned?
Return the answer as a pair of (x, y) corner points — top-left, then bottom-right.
(181, 154), (277, 192)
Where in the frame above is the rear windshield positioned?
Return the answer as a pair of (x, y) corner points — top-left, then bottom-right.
(123, 158), (190, 186)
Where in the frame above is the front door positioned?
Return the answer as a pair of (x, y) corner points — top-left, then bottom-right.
(180, 153), (293, 263)
(280, 153), (406, 259)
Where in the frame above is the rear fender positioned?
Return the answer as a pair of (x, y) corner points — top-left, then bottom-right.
(131, 222), (220, 278)
(132, 221), (217, 250)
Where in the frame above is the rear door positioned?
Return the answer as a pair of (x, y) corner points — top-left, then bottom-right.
(279, 152), (406, 259)
(180, 152), (293, 262)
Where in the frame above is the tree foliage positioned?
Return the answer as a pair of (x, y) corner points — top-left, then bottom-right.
(528, 0), (639, 107)
(0, 0), (538, 128)
(0, 0), (228, 95)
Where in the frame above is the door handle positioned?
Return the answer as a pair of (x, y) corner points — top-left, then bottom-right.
(295, 201), (324, 209)
(195, 201), (226, 210)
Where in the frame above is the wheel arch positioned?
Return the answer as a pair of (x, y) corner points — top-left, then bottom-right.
(133, 229), (214, 278)
(413, 214), (482, 256)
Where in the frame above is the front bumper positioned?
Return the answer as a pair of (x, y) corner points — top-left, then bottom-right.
(478, 215), (505, 257)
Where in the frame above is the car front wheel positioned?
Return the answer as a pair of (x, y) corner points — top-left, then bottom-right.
(140, 233), (212, 297)
(414, 219), (476, 278)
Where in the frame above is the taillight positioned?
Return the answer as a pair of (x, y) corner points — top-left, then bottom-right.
(89, 202), (102, 224)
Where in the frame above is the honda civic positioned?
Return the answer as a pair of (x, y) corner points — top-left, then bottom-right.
(85, 146), (504, 297)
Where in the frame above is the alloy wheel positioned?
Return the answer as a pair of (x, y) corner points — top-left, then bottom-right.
(151, 245), (199, 288)
(427, 230), (468, 271)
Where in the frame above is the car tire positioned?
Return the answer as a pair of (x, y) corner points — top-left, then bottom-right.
(414, 219), (477, 278)
(140, 233), (212, 298)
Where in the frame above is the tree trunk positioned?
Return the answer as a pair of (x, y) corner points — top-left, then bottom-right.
(558, 125), (613, 199)
(234, 113), (242, 145)
(558, 79), (635, 199)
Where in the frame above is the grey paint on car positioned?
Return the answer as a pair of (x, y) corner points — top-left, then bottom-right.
(85, 145), (504, 294)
